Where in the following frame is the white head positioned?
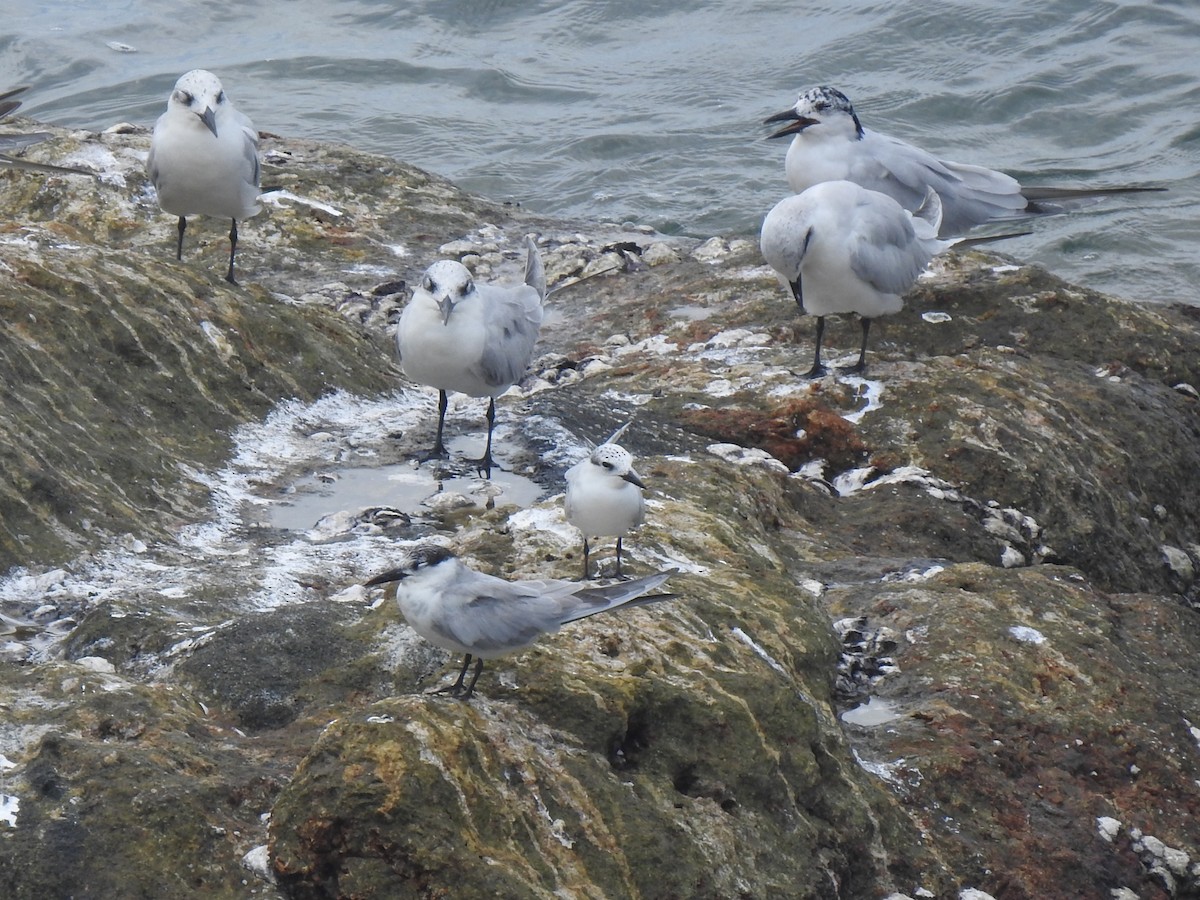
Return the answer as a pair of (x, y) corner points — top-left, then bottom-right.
(589, 443), (645, 489)
(166, 69), (229, 137)
(416, 259), (475, 325)
(764, 85), (863, 141)
(760, 192), (817, 292)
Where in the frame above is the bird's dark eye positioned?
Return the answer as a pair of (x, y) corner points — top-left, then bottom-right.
(601, 461), (614, 470)
(216, 90), (226, 104)
(422, 275), (434, 292)
(178, 90), (194, 105)
(459, 279), (473, 296)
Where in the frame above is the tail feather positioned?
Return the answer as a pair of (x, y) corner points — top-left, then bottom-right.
(1022, 184), (1166, 202)
(951, 229), (1033, 250)
(608, 592), (676, 613)
(0, 154), (94, 177)
(523, 234), (547, 303)
(0, 85), (29, 120)
(913, 187), (944, 235)
(562, 571), (676, 623)
(1022, 184), (1167, 218)
(602, 421), (633, 447)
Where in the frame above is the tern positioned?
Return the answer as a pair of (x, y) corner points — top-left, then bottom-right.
(148, 70), (262, 284)
(365, 542), (674, 699)
(765, 85), (1163, 237)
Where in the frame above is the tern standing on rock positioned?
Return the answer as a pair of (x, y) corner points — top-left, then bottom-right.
(565, 425), (646, 580)
(364, 542), (674, 700)
(148, 69), (262, 284)
(764, 85), (1163, 237)
(760, 180), (959, 377)
(397, 236), (546, 478)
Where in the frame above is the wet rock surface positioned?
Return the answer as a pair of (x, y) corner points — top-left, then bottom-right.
(0, 120), (1198, 899)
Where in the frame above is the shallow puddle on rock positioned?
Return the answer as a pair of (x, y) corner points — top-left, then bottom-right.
(667, 304), (716, 321)
(839, 696), (902, 728)
(838, 375), (884, 423)
(265, 439), (546, 531)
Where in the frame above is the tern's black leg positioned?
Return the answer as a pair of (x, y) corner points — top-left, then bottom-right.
(445, 653), (474, 696)
(430, 654), (485, 700)
(837, 317), (871, 375)
(418, 390), (451, 464)
(175, 216), (187, 261)
(459, 657), (485, 700)
(482, 397), (496, 478)
(802, 316), (828, 378)
(225, 218), (239, 284)
(467, 398), (497, 479)
(615, 536), (625, 579)
(581, 537), (592, 580)
(435, 390), (449, 457)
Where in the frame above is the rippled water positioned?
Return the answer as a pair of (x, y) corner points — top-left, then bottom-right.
(4, 0), (1198, 304)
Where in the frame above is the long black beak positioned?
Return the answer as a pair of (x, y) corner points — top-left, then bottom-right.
(364, 568), (406, 587)
(622, 469), (646, 490)
(199, 106), (218, 138)
(763, 109), (818, 139)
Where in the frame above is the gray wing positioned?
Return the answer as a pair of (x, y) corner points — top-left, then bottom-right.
(231, 111), (262, 189)
(563, 461), (585, 519)
(847, 195), (934, 296)
(862, 131), (1025, 234)
(477, 283), (545, 389)
(147, 113), (167, 187)
(432, 575), (576, 654)
(931, 159), (1028, 233)
(434, 570), (674, 653)
(245, 134), (261, 189)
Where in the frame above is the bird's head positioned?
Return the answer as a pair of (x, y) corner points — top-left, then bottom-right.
(417, 260), (475, 325)
(760, 192), (819, 312)
(168, 69), (227, 138)
(590, 443), (645, 489)
(364, 542), (456, 587)
(760, 194), (816, 274)
(764, 85), (862, 140)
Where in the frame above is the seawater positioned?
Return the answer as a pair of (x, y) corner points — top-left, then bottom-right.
(4, 0), (1198, 304)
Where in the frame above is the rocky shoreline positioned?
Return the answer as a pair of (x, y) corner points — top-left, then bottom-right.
(0, 120), (1198, 899)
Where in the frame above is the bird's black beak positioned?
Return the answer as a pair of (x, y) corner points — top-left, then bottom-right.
(436, 294), (456, 325)
(763, 109), (818, 139)
(789, 278), (806, 313)
(622, 469), (646, 490)
(199, 106), (218, 138)
(364, 568), (406, 587)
